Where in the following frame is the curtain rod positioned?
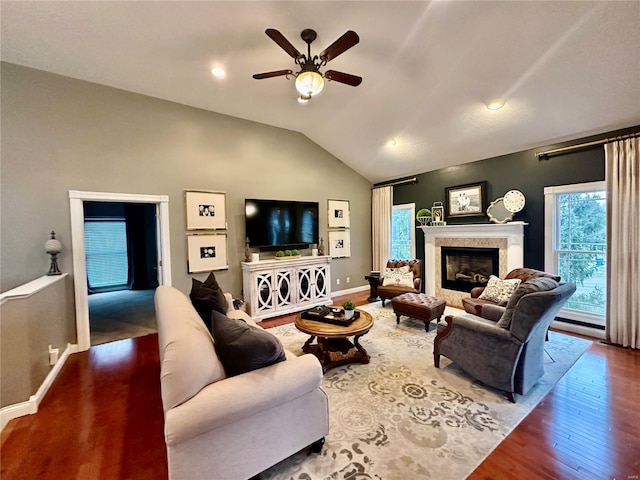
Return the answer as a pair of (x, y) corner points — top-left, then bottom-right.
(372, 177), (417, 189)
(535, 132), (640, 159)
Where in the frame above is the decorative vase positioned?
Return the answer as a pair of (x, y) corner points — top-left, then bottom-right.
(318, 237), (325, 256)
(244, 237), (251, 262)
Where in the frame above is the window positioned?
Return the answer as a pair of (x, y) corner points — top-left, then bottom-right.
(544, 181), (606, 326)
(391, 203), (416, 260)
(85, 219), (129, 291)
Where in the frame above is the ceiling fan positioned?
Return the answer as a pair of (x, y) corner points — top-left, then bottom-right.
(253, 28), (362, 102)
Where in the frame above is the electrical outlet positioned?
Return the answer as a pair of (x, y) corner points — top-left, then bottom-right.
(48, 344), (59, 366)
(346, 277), (350, 283)
(336, 278), (340, 285)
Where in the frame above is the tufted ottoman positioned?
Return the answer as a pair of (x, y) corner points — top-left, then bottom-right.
(391, 293), (447, 332)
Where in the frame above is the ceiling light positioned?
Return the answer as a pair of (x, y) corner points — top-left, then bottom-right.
(386, 138), (397, 148)
(486, 98), (505, 110)
(298, 95), (310, 104)
(210, 67), (226, 78)
(295, 70), (324, 98)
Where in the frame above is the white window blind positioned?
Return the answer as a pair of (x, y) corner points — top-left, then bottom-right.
(85, 219), (129, 289)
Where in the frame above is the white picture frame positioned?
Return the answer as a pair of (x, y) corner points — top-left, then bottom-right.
(187, 234), (228, 272)
(185, 190), (227, 230)
(329, 230), (351, 258)
(328, 199), (350, 229)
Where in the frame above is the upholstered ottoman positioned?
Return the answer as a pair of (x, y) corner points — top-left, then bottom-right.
(391, 293), (446, 332)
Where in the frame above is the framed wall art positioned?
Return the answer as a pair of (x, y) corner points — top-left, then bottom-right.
(445, 181), (486, 217)
(329, 230), (351, 258)
(187, 233), (228, 273)
(185, 190), (227, 230)
(327, 199), (350, 229)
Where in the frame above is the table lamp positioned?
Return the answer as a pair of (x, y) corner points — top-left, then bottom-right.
(45, 230), (62, 276)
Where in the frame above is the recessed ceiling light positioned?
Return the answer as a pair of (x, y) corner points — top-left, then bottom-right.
(210, 67), (226, 78)
(486, 98), (505, 110)
(386, 138), (397, 148)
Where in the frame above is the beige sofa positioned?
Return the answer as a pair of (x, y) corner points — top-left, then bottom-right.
(155, 285), (329, 480)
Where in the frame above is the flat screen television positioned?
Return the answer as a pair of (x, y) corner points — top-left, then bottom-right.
(245, 199), (319, 249)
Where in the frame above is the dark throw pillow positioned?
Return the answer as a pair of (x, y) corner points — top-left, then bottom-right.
(496, 277), (560, 329)
(209, 310), (286, 377)
(189, 273), (229, 331)
(191, 294), (226, 332)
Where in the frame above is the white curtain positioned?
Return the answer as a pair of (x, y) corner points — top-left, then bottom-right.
(605, 137), (640, 349)
(372, 186), (392, 272)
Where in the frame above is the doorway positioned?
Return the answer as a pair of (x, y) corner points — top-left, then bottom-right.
(84, 201), (159, 346)
(69, 191), (172, 351)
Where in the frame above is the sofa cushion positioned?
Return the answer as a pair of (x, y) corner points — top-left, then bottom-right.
(478, 275), (522, 305)
(496, 277), (560, 329)
(210, 311), (286, 376)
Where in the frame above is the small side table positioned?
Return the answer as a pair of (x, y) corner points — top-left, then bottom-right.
(364, 274), (381, 301)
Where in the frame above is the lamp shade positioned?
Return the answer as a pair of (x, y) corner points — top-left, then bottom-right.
(45, 231), (62, 254)
(295, 71), (324, 97)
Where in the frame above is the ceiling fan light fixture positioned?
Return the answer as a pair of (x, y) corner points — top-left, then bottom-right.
(295, 70), (324, 97)
(298, 95), (311, 104)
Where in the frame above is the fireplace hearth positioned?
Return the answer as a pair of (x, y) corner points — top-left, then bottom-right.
(441, 246), (499, 293)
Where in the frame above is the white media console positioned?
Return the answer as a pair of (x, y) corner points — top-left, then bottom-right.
(241, 255), (332, 322)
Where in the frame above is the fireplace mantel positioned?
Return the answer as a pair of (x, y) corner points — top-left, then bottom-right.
(420, 222), (527, 304)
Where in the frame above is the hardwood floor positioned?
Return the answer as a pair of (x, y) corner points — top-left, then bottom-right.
(2, 290), (639, 479)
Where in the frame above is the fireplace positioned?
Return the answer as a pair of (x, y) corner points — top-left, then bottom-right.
(441, 246), (499, 292)
(419, 222), (526, 307)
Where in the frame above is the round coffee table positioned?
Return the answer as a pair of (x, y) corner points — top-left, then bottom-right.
(295, 309), (374, 373)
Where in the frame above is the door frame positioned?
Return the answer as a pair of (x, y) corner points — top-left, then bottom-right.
(69, 190), (172, 351)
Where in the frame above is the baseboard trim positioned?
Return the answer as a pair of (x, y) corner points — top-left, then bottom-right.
(1, 342), (78, 432)
(551, 320), (606, 340)
(331, 285), (369, 297)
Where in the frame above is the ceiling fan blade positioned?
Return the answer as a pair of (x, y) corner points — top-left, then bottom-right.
(265, 29), (303, 60)
(324, 70), (362, 87)
(319, 31), (360, 63)
(252, 69), (293, 80)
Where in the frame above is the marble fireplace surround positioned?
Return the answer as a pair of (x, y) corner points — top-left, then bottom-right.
(420, 222), (527, 308)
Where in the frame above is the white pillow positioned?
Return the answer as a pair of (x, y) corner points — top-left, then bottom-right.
(386, 265), (410, 274)
(382, 270), (414, 287)
(478, 275), (522, 305)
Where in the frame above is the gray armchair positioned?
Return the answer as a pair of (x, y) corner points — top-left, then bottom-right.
(434, 281), (576, 402)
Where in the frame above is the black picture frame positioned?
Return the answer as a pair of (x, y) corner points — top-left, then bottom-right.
(445, 181), (486, 217)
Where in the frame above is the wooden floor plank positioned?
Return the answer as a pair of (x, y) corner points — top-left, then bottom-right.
(2, 290), (639, 479)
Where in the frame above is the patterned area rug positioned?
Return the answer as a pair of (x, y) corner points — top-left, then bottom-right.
(262, 302), (591, 480)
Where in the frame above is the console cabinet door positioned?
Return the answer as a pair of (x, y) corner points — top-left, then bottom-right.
(274, 268), (294, 310)
(253, 271), (276, 316)
(296, 266), (314, 306)
(313, 265), (330, 303)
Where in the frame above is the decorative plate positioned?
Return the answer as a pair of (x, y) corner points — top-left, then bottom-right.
(503, 190), (526, 213)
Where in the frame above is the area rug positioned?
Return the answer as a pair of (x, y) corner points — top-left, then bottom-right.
(262, 302), (592, 480)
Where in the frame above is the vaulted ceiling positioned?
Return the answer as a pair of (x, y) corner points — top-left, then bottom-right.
(2, 1), (639, 183)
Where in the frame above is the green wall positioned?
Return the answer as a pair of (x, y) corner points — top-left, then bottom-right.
(393, 125), (639, 280)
